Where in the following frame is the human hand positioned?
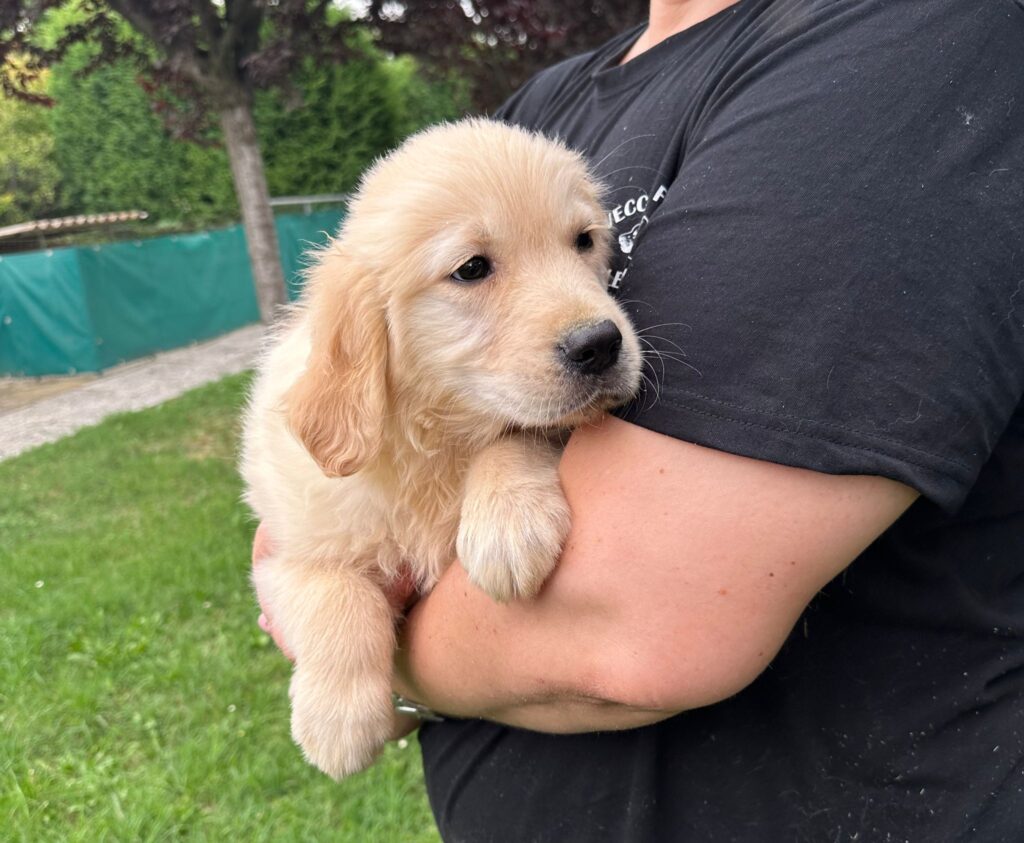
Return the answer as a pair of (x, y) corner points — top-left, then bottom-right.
(251, 522), (295, 661)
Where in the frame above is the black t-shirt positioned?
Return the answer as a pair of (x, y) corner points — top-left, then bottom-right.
(419, 1), (1024, 840)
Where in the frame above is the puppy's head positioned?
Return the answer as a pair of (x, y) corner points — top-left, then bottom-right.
(288, 119), (641, 476)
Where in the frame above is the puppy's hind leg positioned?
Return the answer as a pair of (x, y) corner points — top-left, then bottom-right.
(254, 557), (396, 779)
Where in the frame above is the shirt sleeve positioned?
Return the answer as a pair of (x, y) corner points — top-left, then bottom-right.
(615, 0), (1024, 512)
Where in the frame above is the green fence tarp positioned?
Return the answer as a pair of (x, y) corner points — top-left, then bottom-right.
(276, 209), (342, 299)
(0, 209), (344, 376)
(0, 248), (97, 375)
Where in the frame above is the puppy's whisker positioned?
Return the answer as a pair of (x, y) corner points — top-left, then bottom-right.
(644, 350), (691, 364)
(639, 341), (692, 363)
(658, 354), (703, 377)
(640, 333), (690, 355)
(639, 339), (669, 384)
(638, 371), (660, 412)
(636, 322), (692, 335)
(639, 333), (701, 376)
(641, 345), (702, 378)
(640, 351), (666, 390)
(643, 372), (664, 411)
(613, 298), (655, 310)
(639, 349), (664, 378)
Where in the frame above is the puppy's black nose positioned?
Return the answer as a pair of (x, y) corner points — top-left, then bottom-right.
(559, 320), (622, 376)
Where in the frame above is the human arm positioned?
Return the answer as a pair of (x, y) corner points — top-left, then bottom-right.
(392, 413), (917, 732)
(414, 0), (1023, 733)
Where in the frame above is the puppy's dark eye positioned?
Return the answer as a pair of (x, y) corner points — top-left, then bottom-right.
(451, 256), (492, 283)
(576, 231), (594, 252)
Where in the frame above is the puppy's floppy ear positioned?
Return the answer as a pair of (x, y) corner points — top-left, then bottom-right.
(286, 251), (388, 477)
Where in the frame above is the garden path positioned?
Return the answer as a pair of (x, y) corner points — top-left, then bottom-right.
(0, 324), (264, 461)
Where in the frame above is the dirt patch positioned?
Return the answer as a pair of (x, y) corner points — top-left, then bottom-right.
(0, 374), (98, 413)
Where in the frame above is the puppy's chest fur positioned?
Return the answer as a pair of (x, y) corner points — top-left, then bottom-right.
(366, 439), (472, 588)
(243, 321), (473, 589)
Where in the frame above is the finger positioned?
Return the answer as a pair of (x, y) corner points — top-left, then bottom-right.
(252, 522), (275, 566)
(258, 612), (296, 662)
(384, 569), (419, 612)
(389, 712), (420, 742)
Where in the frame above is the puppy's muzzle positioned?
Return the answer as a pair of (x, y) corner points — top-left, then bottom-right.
(558, 319), (623, 376)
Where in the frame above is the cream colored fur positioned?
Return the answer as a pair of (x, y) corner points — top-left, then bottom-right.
(241, 119), (641, 779)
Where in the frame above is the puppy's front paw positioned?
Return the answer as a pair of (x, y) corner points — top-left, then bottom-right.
(458, 487), (570, 602)
(289, 667), (392, 780)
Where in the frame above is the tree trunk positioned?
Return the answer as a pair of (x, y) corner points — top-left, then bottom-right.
(219, 96), (287, 322)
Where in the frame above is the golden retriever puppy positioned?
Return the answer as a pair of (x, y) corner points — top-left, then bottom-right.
(241, 118), (642, 779)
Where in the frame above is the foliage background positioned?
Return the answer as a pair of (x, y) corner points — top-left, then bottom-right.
(0, 76), (60, 225)
(46, 45), (238, 226)
(0, 1), (647, 231)
(25, 44), (464, 228)
(1, 4), (468, 229)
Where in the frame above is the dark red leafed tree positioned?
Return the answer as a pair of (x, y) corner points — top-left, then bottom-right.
(1, 0), (360, 321)
(366, 1), (648, 112)
(2, 1), (647, 316)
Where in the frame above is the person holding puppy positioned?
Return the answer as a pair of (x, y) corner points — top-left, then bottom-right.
(256, 0), (1024, 838)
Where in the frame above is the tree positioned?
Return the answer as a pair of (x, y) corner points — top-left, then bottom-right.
(0, 72), (59, 225)
(1, 0), (642, 315)
(1, 0), (363, 322)
(44, 42), (455, 227)
(47, 43), (237, 225)
(258, 54), (413, 199)
(366, 1), (648, 113)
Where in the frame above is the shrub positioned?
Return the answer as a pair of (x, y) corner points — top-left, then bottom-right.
(47, 45), (237, 225)
(0, 74), (61, 225)
(43, 41), (463, 228)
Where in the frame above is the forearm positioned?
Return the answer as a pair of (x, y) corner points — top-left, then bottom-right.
(439, 696), (674, 734)
(394, 562), (679, 732)
(390, 417), (915, 735)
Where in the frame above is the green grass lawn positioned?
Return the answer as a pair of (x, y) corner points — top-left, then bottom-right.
(0, 373), (441, 842)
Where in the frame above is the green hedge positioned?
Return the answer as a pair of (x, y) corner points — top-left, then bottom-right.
(47, 46), (238, 226)
(41, 44), (464, 228)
